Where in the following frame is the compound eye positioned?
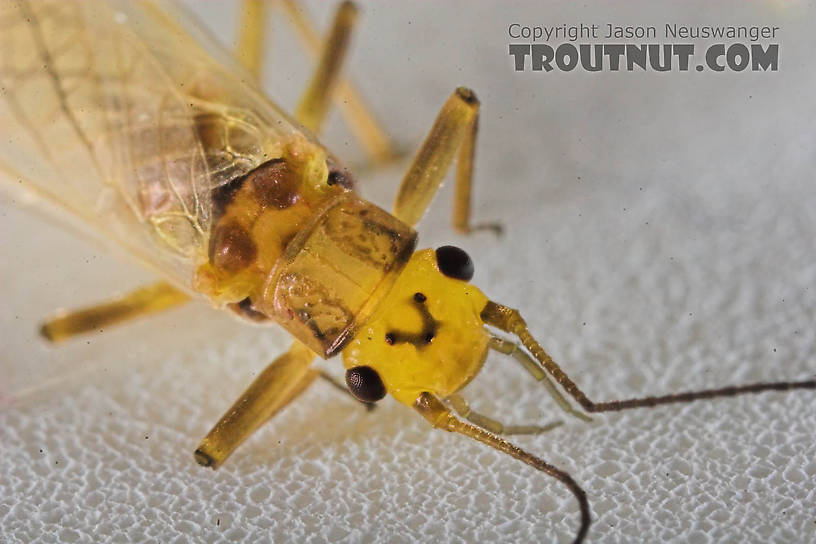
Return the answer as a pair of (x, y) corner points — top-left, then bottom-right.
(345, 366), (387, 402)
(326, 170), (346, 186)
(325, 160), (355, 189)
(435, 245), (474, 281)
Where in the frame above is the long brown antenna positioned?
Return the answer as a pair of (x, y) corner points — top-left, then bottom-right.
(481, 301), (816, 413)
(414, 393), (590, 544)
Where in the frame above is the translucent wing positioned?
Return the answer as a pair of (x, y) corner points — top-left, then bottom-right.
(0, 0), (304, 287)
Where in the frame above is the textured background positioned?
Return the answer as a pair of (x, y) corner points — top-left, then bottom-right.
(2, 1), (816, 543)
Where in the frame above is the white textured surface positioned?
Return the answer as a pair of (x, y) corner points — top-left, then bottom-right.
(2, 1), (816, 543)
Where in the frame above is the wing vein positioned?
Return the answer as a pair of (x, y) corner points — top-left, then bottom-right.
(18, 0), (101, 175)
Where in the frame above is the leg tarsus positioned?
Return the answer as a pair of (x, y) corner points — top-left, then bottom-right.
(456, 222), (504, 237)
(414, 392), (591, 544)
(446, 393), (562, 435)
(452, 107), (501, 236)
(488, 335), (592, 423)
(502, 421), (563, 435)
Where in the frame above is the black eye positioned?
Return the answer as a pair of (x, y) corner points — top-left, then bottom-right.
(345, 366), (387, 402)
(326, 168), (354, 188)
(326, 171), (341, 185)
(435, 245), (474, 281)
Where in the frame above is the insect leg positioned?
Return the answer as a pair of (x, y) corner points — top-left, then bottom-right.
(280, 0), (395, 163)
(393, 87), (499, 233)
(39, 281), (189, 343)
(237, 0), (268, 79)
(294, 1), (358, 134)
(481, 300), (816, 413)
(445, 393), (563, 435)
(488, 335), (592, 423)
(451, 107), (502, 235)
(414, 392), (590, 544)
(195, 341), (317, 469)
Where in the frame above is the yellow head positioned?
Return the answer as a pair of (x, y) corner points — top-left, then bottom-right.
(341, 246), (490, 406)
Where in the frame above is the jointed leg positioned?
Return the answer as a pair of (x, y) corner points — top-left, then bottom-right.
(195, 341), (316, 469)
(452, 113), (502, 235)
(393, 87), (496, 233)
(294, 1), (358, 133)
(481, 300), (816, 413)
(280, 0), (395, 162)
(393, 88), (477, 227)
(445, 393), (562, 435)
(40, 281), (189, 342)
(414, 392), (590, 544)
(237, 0), (267, 79)
(235, 1), (396, 161)
(488, 336), (592, 423)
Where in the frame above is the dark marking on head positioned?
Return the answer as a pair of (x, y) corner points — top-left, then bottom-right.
(345, 366), (387, 402)
(385, 293), (439, 348)
(209, 221), (256, 272)
(250, 159), (301, 209)
(435, 245), (474, 281)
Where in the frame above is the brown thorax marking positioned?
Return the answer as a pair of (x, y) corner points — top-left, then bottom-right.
(258, 194), (418, 358)
(197, 157), (319, 307)
(210, 159), (302, 224)
(250, 160), (302, 210)
(385, 292), (439, 348)
(209, 162), (308, 272)
(208, 220), (257, 272)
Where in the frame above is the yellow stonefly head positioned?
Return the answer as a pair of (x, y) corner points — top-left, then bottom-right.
(342, 246), (490, 406)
